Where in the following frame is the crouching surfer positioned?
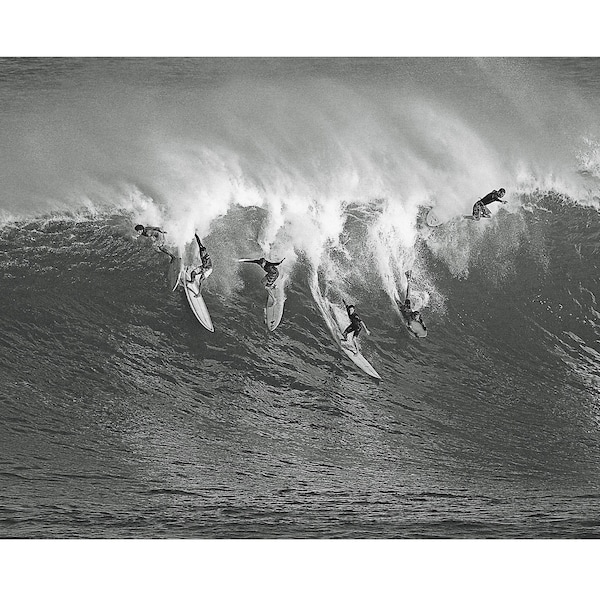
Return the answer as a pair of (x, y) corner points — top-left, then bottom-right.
(341, 300), (371, 353)
(187, 233), (213, 297)
(400, 270), (427, 338)
(472, 188), (507, 220)
(241, 257), (285, 301)
(134, 224), (177, 263)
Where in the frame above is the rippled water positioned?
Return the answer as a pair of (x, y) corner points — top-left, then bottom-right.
(1, 194), (599, 537)
(2, 58), (600, 538)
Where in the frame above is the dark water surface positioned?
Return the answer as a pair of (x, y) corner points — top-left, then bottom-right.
(1, 199), (599, 538)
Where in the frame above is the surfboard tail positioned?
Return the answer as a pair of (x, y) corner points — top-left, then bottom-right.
(172, 269), (183, 292)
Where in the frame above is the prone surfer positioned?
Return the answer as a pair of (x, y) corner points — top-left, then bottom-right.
(401, 270), (427, 337)
(134, 224), (177, 263)
(341, 300), (371, 353)
(187, 233), (213, 296)
(472, 188), (507, 220)
(242, 257), (285, 300)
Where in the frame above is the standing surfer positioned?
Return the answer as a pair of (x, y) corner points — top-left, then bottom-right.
(134, 224), (177, 263)
(187, 233), (213, 296)
(400, 270), (427, 338)
(341, 300), (371, 353)
(472, 188), (507, 220)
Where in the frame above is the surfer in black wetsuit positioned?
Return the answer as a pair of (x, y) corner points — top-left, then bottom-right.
(242, 257), (285, 299)
(341, 300), (371, 352)
(401, 270), (427, 338)
(187, 233), (213, 296)
(472, 188), (507, 220)
(134, 224), (177, 263)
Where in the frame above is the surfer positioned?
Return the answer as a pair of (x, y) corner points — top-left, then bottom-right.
(401, 271), (427, 337)
(341, 300), (371, 352)
(134, 224), (177, 263)
(472, 188), (507, 220)
(241, 257), (285, 299)
(187, 233), (213, 296)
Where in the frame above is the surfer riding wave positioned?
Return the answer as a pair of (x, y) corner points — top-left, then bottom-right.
(241, 257), (285, 300)
(400, 270), (427, 338)
(472, 188), (507, 220)
(187, 234), (213, 296)
(341, 300), (371, 353)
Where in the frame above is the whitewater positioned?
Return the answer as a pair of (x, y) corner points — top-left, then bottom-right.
(1, 57), (599, 537)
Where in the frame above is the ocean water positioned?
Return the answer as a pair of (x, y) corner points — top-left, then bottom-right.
(0, 58), (599, 538)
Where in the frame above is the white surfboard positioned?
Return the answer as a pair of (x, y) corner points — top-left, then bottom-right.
(265, 282), (286, 332)
(427, 209), (480, 227)
(406, 319), (427, 338)
(339, 337), (381, 379)
(180, 267), (214, 332)
(426, 208), (445, 227)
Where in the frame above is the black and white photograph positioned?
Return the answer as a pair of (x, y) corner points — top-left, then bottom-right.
(1, 4), (599, 598)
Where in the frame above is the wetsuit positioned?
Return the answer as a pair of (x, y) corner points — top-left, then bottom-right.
(247, 258), (284, 287)
(343, 306), (363, 340)
(473, 190), (504, 219)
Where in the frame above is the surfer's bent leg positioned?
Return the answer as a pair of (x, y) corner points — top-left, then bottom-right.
(158, 245), (175, 262)
(342, 324), (354, 340)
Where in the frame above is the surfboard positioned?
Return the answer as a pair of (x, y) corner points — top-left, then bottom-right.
(426, 208), (445, 227)
(264, 282), (285, 332)
(427, 208), (477, 227)
(338, 336), (381, 379)
(406, 319), (427, 338)
(181, 267), (214, 332)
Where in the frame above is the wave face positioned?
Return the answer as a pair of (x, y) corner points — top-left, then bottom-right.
(1, 58), (600, 538)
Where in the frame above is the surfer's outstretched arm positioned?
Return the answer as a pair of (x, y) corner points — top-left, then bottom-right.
(343, 300), (354, 319)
